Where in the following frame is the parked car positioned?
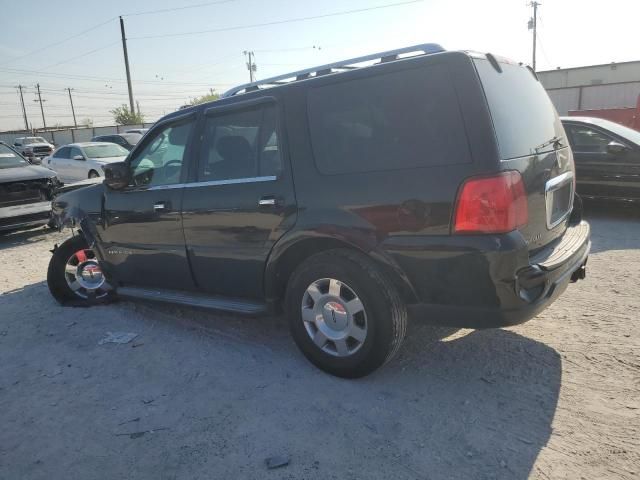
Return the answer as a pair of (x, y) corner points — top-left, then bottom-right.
(13, 136), (54, 164)
(0, 141), (59, 232)
(43, 142), (129, 183)
(125, 128), (149, 135)
(91, 133), (142, 151)
(561, 116), (640, 202)
(47, 45), (590, 378)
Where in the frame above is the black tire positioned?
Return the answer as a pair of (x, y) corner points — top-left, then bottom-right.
(47, 235), (112, 306)
(88, 170), (100, 179)
(285, 249), (407, 378)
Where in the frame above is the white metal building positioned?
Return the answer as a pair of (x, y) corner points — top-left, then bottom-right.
(537, 61), (640, 115)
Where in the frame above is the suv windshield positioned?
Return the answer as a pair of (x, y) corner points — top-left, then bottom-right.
(0, 144), (29, 168)
(84, 144), (129, 158)
(24, 137), (48, 145)
(474, 58), (565, 160)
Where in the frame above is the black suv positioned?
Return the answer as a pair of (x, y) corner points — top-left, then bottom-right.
(47, 44), (590, 377)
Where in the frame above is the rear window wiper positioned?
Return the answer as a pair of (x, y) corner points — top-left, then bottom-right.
(533, 135), (564, 153)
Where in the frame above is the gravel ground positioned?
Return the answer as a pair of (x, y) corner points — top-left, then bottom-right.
(1, 203), (639, 480)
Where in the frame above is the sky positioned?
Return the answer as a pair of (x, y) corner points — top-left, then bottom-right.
(0, 0), (638, 131)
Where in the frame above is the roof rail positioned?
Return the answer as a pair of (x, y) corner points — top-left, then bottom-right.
(222, 43), (445, 98)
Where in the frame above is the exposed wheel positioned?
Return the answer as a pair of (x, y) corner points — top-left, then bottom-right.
(285, 249), (407, 378)
(88, 170), (100, 179)
(47, 235), (113, 305)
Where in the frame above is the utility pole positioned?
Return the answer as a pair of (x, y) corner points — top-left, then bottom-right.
(243, 51), (256, 83)
(16, 85), (29, 130)
(528, 2), (540, 71)
(34, 83), (47, 131)
(119, 16), (135, 113)
(136, 100), (141, 118)
(67, 88), (77, 127)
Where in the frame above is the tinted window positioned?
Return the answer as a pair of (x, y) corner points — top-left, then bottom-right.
(55, 147), (71, 159)
(474, 59), (565, 160)
(70, 147), (84, 159)
(199, 103), (281, 181)
(307, 64), (470, 175)
(565, 124), (616, 154)
(129, 119), (194, 187)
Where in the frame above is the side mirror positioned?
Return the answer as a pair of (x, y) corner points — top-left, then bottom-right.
(73, 155), (85, 161)
(104, 162), (130, 190)
(607, 141), (628, 155)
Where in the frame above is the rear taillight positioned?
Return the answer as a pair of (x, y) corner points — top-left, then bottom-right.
(453, 171), (528, 234)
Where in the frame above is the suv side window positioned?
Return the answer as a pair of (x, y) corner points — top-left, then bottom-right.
(307, 64), (470, 174)
(128, 119), (194, 188)
(55, 146), (71, 158)
(198, 103), (281, 182)
(565, 124), (617, 154)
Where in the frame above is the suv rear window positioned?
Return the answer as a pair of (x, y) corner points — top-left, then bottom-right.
(474, 58), (565, 160)
(307, 64), (471, 175)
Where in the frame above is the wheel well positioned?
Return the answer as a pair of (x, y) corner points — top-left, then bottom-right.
(88, 170), (99, 177)
(269, 237), (416, 305)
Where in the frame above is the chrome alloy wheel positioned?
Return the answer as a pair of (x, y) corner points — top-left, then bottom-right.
(64, 248), (111, 299)
(301, 278), (368, 357)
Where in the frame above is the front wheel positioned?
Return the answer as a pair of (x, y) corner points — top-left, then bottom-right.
(285, 249), (407, 378)
(47, 235), (113, 305)
(88, 170), (100, 179)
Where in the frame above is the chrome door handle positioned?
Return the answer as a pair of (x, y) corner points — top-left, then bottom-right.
(258, 197), (276, 206)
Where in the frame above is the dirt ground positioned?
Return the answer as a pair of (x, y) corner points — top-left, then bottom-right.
(1, 203), (639, 480)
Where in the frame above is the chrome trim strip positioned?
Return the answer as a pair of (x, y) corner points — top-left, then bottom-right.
(0, 201), (51, 219)
(545, 171), (574, 229)
(147, 176), (277, 191)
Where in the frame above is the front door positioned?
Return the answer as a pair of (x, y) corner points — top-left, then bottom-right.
(98, 113), (198, 291)
(48, 146), (73, 182)
(182, 98), (297, 299)
(565, 122), (640, 200)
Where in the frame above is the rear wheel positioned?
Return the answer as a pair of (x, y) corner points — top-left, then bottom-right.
(285, 249), (407, 378)
(47, 235), (113, 305)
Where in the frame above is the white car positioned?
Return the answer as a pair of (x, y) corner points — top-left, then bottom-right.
(43, 142), (129, 183)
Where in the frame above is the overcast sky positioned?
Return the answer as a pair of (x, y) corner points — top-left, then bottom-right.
(0, 0), (637, 131)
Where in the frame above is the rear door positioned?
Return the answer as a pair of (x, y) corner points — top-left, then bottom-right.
(181, 97), (297, 299)
(474, 57), (574, 251)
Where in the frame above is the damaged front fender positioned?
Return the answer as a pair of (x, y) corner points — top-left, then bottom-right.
(52, 182), (105, 248)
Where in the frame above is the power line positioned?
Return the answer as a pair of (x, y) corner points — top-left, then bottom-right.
(0, 66), (233, 87)
(43, 41), (120, 70)
(122, 0), (238, 17)
(0, 17), (117, 68)
(129, 0), (424, 40)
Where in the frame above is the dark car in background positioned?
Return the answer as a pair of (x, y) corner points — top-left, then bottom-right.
(0, 142), (59, 232)
(561, 116), (640, 202)
(91, 133), (142, 151)
(47, 45), (590, 377)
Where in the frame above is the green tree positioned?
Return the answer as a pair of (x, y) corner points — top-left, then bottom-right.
(110, 104), (144, 125)
(189, 90), (220, 106)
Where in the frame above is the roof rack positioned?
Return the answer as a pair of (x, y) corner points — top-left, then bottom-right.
(222, 43), (445, 98)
